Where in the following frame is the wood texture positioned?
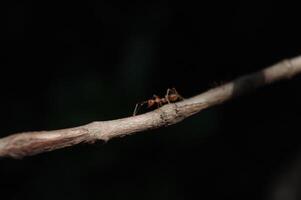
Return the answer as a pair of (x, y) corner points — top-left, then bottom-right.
(1, 56), (301, 158)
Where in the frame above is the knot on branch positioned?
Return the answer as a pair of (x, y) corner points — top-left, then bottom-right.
(156, 104), (185, 126)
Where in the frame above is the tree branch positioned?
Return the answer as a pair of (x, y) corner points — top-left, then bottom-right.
(1, 56), (301, 159)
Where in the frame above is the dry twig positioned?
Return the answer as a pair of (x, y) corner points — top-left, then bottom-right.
(1, 56), (301, 158)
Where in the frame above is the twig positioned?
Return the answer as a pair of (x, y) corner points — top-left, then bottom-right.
(1, 56), (301, 158)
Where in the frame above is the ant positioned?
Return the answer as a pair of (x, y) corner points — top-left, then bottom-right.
(133, 88), (184, 116)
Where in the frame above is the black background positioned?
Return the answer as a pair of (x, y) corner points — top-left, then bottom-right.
(1, 1), (301, 200)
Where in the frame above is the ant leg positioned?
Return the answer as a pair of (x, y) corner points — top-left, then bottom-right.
(171, 87), (184, 100)
(165, 88), (171, 104)
(133, 101), (147, 116)
(133, 103), (139, 116)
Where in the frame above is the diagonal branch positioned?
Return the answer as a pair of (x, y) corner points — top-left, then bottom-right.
(1, 56), (301, 159)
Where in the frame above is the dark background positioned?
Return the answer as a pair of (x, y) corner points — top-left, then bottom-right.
(1, 1), (301, 200)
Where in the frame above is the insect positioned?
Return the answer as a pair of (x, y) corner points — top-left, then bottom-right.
(133, 88), (184, 116)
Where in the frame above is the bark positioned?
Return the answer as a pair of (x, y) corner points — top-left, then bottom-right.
(1, 56), (301, 158)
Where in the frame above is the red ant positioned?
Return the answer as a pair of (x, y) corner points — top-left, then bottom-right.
(133, 88), (184, 116)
